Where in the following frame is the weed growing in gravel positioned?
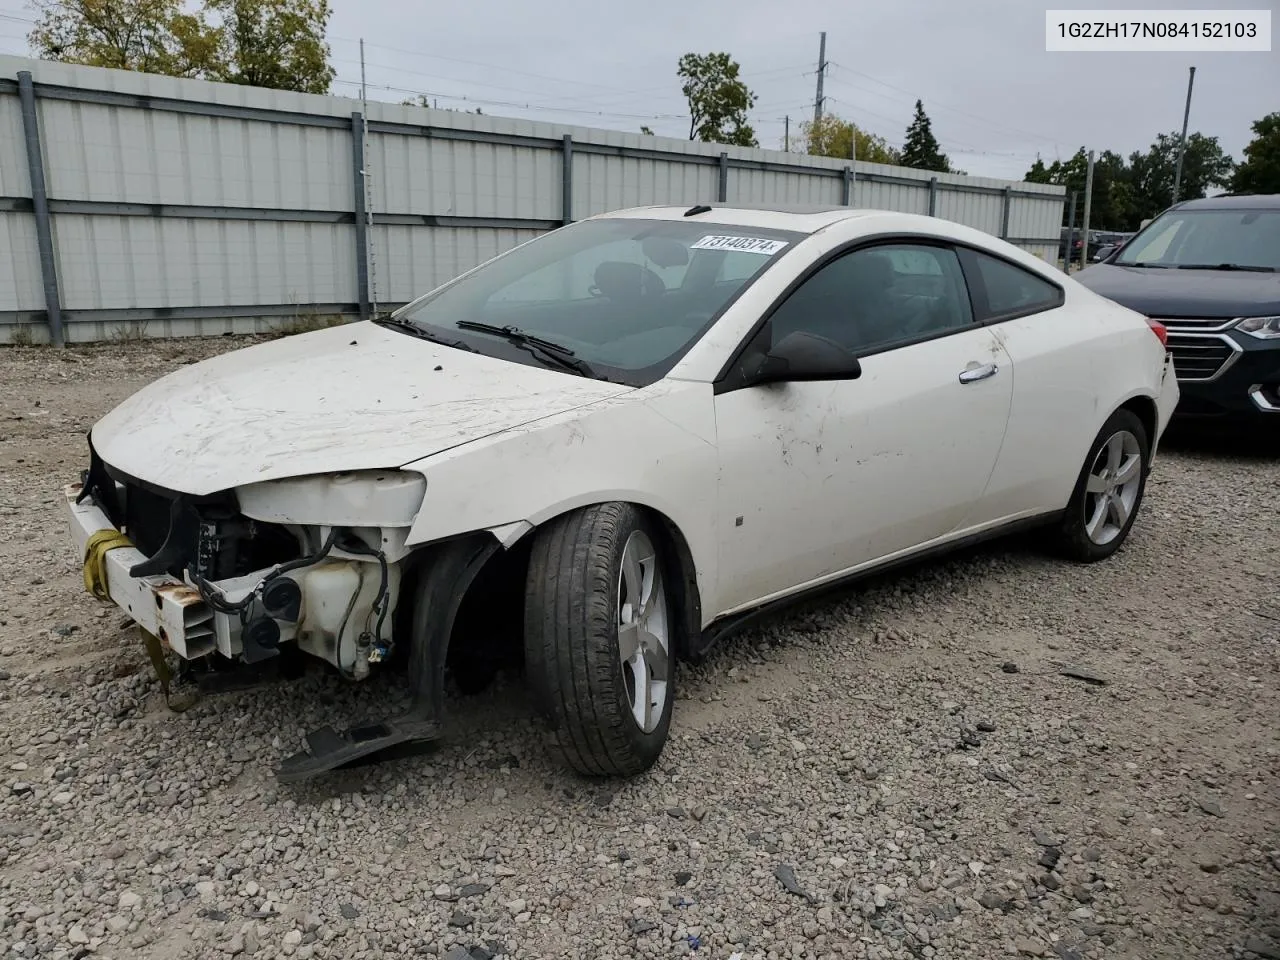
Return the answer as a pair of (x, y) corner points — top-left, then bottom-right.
(107, 321), (150, 343)
(6, 324), (38, 347)
(267, 313), (351, 339)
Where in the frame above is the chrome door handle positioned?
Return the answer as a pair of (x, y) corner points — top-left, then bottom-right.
(958, 362), (999, 384)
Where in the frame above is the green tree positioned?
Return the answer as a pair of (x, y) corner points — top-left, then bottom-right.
(205, 0), (333, 93)
(29, 0), (334, 93)
(639, 125), (654, 136)
(1128, 131), (1234, 224)
(28, 0), (221, 76)
(1026, 148), (1136, 231)
(1024, 155), (1052, 184)
(1230, 112), (1280, 195)
(900, 99), (950, 173)
(677, 51), (757, 147)
(799, 114), (901, 164)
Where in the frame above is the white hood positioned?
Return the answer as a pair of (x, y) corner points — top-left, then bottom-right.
(91, 321), (632, 495)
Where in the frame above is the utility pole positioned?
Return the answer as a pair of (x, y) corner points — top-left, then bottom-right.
(1171, 65), (1196, 205)
(1081, 150), (1096, 268)
(784, 115), (790, 152)
(359, 37), (367, 102)
(813, 32), (827, 127)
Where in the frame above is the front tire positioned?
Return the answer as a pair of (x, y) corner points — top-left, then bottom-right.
(1053, 408), (1150, 562)
(523, 503), (675, 777)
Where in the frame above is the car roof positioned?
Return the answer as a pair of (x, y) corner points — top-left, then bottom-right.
(1171, 193), (1280, 211)
(585, 203), (1057, 275)
(587, 204), (886, 234)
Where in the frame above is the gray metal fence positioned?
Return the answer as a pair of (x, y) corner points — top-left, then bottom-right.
(0, 55), (1066, 345)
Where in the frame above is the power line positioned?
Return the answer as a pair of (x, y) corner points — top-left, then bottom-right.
(573, 64), (817, 111)
(328, 56), (600, 103)
(332, 77), (691, 122)
(331, 53), (814, 115)
(824, 95), (1044, 163)
(334, 40), (815, 114)
(826, 60), (1063, 150)
(331, 34), (667, 98)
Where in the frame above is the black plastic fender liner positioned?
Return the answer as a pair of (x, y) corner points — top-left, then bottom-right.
(404, 533), (503, 720)
(275, 532), (501, 782)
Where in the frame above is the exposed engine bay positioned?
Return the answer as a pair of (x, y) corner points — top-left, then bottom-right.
(77, 442), (403, 678)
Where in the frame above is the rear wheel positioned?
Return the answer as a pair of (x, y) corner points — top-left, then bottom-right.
(523, 503), (675, 777)
(1052, 408), (1150, 562)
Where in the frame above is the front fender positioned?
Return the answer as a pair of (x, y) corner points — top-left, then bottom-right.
(400, 380), (722, 622)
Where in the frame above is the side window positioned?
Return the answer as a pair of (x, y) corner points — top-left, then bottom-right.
(970, 252), (1062, 318)
(768, 243), (974, 356)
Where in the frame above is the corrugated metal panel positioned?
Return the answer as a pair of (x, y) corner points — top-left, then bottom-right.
(574, 154), (717, 218)
(62, 315), (271, 344)
(370, 133), (557, 220)
(934, 189), (1002, 236)
(0, 94), (29, 197)
(370, 135), (557, 220)
(731, 167), (843, 206)
(0, 54), (1065, 344)
(52, 215), (353, 309)
(370, 224), (541, 304)
(0, 212), (43, 310)
(858, 179), (930, 216)
(38, 99), (351, 209)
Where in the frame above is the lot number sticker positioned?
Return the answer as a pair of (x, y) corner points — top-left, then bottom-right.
(690, 235), (789, 255)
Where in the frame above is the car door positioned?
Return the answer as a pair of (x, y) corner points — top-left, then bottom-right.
(956, 246), (1125, 518)
(711, 240), (1014, 615)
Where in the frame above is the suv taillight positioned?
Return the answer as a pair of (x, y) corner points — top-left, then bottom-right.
(1146, 318), (1168, 348)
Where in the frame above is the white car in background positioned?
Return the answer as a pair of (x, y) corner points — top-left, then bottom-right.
(63, 204), (1178, 781)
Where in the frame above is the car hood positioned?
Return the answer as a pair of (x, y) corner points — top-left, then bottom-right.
(1075, 264), (1280, 318)
(91, 321), (633, 496)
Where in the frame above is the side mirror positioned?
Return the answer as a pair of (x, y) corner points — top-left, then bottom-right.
(750, 330), (862, 386)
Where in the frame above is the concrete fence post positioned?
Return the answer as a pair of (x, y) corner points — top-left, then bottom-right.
(717, 152), (728, 203)
(17, 71), (64, 346)
(1000, 186), (1012, 240)
(928, 176), (938, 217)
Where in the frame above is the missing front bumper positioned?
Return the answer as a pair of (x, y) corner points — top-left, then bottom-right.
(64, 482), (218, 658)
(63, 482), (398, 672)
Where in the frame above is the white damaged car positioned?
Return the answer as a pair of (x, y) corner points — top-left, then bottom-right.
(64, 204), (1179, 780)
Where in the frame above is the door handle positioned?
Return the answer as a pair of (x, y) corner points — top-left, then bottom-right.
(958, 362), (999, 384)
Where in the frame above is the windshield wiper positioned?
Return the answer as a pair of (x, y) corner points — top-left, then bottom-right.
(373, 313), (477, 351)
(1118, 261), (1171, 268)
(454, 321), (597, 378)
(1174, 263), (1276, 272)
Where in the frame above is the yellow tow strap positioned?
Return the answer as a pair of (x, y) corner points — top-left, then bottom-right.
(141, 625), (198, 712)
(82, 529), (133, 602)
(81, 528), (197, 713)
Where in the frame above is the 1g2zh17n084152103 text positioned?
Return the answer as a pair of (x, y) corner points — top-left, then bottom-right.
(1045, 9), (1271, 51)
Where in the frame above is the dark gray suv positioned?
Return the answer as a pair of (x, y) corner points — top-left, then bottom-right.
(1076, 194), (1280, 424)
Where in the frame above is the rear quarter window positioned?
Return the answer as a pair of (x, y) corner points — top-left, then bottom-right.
(966, 250), (1064, 319)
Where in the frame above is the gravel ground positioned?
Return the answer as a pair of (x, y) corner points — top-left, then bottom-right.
(1, 338), (1278, 960)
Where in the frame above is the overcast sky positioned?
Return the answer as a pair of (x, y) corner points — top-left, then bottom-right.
(1, 0), (1276, 180)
